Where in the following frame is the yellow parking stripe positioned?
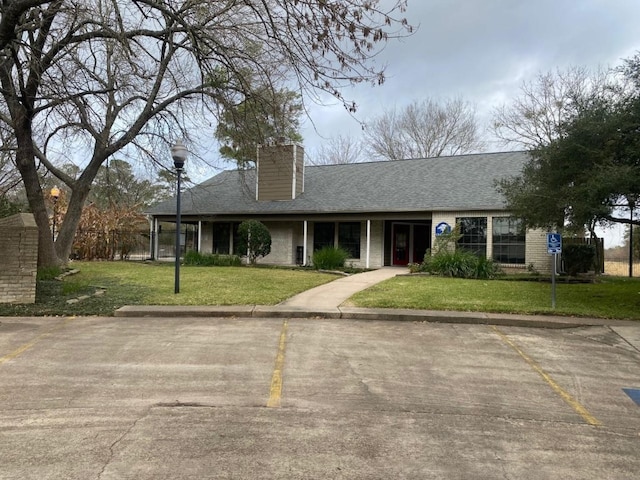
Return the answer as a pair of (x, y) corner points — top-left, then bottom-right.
(267, 320), (288, 408)
(0, 318), (75, 366)
(491, 326), (602, 426)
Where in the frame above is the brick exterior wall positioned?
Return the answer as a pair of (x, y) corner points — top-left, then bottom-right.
(431, 211), (550, 273)
(525, 228), (553, 274)
(0, 213), (38, 304)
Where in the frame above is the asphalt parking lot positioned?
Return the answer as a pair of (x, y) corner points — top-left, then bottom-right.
(1, 316), (640, 479)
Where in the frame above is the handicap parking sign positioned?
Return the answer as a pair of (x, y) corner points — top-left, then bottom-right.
(547, 233), (562, 254)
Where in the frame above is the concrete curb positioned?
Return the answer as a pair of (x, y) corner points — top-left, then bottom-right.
(114, 305), (255, 318)
(113, 305), (638, 329)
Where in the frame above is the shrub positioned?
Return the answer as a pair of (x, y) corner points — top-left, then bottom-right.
(411, 226), (501, 279)
(425, 249), (477, 278)
(312, 247), (349, 270)
(474, 255), (503, 279)
(420, 249), (502, 279)
(562, 244), (596, 276)
(237, 220), (272, 265)
(183, 250), (241, 266)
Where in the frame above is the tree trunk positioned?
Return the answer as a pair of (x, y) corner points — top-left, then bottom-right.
(14, 123), (60, 267)
(54, 180), (92, 262)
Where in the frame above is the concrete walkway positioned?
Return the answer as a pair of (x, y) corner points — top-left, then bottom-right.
(277, 267), (407, 309)
(114, 267), (639, 329)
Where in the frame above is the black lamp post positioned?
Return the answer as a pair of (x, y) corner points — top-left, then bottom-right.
(171, 141), (188, 294)
(50, 186), (60, 242)
(630, 203), (635, 278)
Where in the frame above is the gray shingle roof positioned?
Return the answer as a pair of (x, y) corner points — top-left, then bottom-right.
(147, 151), (529, 216)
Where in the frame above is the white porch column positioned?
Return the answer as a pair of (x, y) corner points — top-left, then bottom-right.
(303, 220), (308, 266)
(148, 216), (154, 260)
(366, 219), (371, 269)
(153, 217), (159, 259)
(198, 220), (202, 252)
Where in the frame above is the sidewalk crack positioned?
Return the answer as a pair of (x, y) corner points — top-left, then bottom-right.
(97, 406), (151, 479)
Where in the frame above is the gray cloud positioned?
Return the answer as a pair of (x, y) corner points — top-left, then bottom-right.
(302, 0), (640, 155)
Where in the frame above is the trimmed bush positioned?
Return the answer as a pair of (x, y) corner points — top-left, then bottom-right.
(312, 247), (349, 270)
(562, 244), (596, 276)
(183, 250), (242, 266)
(237, 220), (272, 265)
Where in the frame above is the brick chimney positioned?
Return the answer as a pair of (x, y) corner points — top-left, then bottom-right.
(256, 143), (304, 201)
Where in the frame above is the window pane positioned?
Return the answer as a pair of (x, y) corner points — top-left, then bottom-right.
(313, 222), (335, 251)
(456, 217), (487, 257)
(338, 222), (361, 258)
(492, 217), (525, 264)
(212, 223), (230, 254)
(232, 222), (242, 255)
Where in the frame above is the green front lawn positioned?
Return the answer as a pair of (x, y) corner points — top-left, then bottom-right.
(348, 275), (640, 320)
(0, 261), (336, 317)
(1, 262), (638, 320)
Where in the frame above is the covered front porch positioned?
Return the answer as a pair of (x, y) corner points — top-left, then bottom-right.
(148, 214), (433, 268)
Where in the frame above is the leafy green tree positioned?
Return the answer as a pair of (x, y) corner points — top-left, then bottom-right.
(90, 159), (162, 209)
(237, 220), (272, 265)
(497, 55), (640, 235)
(215, 85), (303, 166)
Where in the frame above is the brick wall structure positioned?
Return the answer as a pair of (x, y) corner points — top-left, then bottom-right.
(0, 213), (39, 304)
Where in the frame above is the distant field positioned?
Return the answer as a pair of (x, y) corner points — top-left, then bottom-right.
(604, 261), (640, 277)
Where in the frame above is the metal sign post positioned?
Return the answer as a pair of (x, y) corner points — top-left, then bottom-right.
(547, 233), (562, 309)
(551, 253), (557, 309)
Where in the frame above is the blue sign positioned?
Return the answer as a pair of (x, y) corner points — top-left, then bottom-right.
(435, 222), (452, 236)
(623, 388), (640, 407)
(547, 233), (562, 254)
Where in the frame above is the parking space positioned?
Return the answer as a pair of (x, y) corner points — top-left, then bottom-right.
(1, 316), (639, 479)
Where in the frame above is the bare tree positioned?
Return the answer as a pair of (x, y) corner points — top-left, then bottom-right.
(0, 0), (413, 267)
(363, 97), (483, 160)
(0, 0), (54, 51)
(491, 66), (613, 149)
(310, 134), (366, 165)
(0, 119), (21, 191)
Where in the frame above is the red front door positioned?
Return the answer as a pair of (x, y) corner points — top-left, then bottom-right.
(393, 224), (410, 265)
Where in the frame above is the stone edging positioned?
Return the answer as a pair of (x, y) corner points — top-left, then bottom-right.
(55, 269), (107, 304)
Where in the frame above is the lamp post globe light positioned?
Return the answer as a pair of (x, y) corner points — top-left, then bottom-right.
(171, 141), (188, 294)
(50, 186), (61, 242)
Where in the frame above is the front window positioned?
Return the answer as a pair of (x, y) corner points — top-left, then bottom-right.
(232, 222), (242, 254)
(492, 217), (525, 264)
(212, 223), (230, 254)
(457, 217), (487, 256)
(338, 222), (361, 258)
(313, 222), (361, 259)
(313, 222), (335, 251)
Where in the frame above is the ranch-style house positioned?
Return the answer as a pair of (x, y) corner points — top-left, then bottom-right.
(147, 144), (553, 273)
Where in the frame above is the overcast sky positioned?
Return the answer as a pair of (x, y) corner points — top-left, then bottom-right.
(301, 0), (640, 155)
(293, 0), (640, 247)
